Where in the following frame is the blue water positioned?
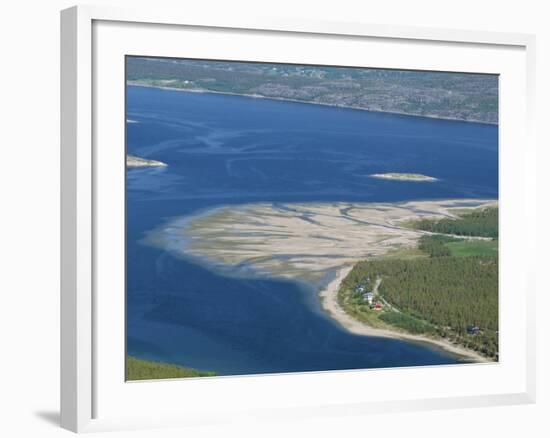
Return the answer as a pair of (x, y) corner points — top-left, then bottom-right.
(126, 85), (498, 375)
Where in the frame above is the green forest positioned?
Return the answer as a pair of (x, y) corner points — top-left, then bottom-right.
(339, 206), (499, 360)
(412, 206), (498, 238)
(126, 356), (217, 381)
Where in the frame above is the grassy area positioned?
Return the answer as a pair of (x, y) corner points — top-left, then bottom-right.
(418, 234), (498, 258)
(380, 246), (428, 260)
(337, 290), (392, 330)
(446, 239), (498, 257)
(126, 356), (217, 381)
(378, 311), (437, 335)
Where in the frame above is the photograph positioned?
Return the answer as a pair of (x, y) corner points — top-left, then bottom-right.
(0, 0), (544, 435)
(125, 56), (499, 381)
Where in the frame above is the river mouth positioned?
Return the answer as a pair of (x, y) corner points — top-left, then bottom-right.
(144, 199), (496, 285)
(141, 199), (496, 366)
(126, 84), (498, 376)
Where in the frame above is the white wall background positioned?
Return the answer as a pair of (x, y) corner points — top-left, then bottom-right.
(0, 1), (547, 437)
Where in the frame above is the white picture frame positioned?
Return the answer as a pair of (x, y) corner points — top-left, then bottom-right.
(60, 4), (537, 433)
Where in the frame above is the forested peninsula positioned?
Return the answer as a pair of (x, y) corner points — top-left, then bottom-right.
(147, 199), (497, 362)
(338, 207), (499, 360)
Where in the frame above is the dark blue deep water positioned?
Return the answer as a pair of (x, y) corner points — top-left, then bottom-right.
(126, 85), (498, 376)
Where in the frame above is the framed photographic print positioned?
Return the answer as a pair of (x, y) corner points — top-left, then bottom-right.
(61, 5), (536, 433)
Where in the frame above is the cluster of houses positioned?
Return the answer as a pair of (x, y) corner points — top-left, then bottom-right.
(353, 279), (484, 333)
(354, 281), (383, 311)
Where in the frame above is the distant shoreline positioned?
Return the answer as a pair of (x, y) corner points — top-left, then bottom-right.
(127, 82), (498, 126)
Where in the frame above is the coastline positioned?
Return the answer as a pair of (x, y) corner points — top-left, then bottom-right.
(127, 82), (498, 126)
(146, 199), (497, 364)
(320, 266), (490, 363)
(148, 199), (497, 285)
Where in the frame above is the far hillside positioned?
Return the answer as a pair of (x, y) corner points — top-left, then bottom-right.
(127, 57), (498, 124)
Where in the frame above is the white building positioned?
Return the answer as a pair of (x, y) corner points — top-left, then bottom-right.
(363, 292), (374, 305)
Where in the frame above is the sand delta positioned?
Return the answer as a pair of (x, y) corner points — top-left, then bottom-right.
(147, 198), (497, 361)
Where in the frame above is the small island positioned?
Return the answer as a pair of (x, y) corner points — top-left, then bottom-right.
(369, 173), (438, 182)
(127, 154), (167, 168)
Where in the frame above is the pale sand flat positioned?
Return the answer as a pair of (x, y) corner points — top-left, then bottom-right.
(146, 198), (497, 361)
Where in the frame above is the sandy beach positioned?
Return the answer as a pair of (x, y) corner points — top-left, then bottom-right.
(320, 266), (489, 362)
(150, 199), (496, 282)
(147, 198), (496, 362)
